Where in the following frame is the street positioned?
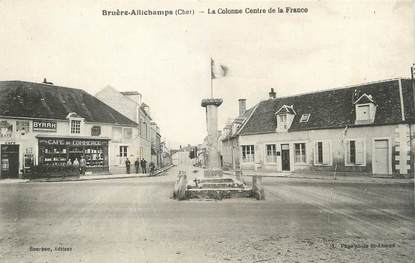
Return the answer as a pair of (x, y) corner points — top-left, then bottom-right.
(1, 166), (414, 263)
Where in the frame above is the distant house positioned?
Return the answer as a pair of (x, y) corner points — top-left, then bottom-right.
(0, 80), (139, 178)
(237, 79), (415, 177)
(220, 98), (259, 170)
(96, 86), (162, 169)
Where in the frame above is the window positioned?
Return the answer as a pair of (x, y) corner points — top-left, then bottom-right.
(345, 139), (365, 165)
(299, 114), (310, 123)
(265, 144), (277, 163)
(279, 114), (288, 129)
(314, 141), (331, 165)
(119, 146), (128, 157)
(241, 145), (255, 163)
(70, 120), (81, 134)
(294, 143), (306, 163)
(356, 104), (370, 121)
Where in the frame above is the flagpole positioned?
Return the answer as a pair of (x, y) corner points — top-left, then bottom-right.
(210, 57), (213, 98)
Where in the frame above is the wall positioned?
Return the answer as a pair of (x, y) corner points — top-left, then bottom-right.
(239, 124), (406, 176)
(221, 137), (240, 170)
(95, 86), (139, 123)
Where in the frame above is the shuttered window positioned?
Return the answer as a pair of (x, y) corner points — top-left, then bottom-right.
(345, 139), (365, 165)
(241, 145), (255, 163)
(294, 143), (306, 163)
(265, 144), (277, 163)
(314, 141), (331, 165)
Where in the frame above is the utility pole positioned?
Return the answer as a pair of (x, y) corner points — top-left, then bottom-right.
(411, 64), (415, 207)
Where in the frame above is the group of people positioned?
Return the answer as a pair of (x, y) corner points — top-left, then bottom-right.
(125, 158), (155, 175)
(67, 156), (156, 176)
(67, 156), (87, 175)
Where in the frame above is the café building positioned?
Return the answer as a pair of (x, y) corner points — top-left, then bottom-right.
(0, 80), (139, 178)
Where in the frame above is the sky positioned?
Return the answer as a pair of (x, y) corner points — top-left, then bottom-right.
(0, 0), (414, 148)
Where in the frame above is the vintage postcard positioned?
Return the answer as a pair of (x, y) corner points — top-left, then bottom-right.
(0, 0), (414, 262)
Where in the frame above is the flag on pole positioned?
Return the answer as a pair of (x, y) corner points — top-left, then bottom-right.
(211, 58), (228, 79)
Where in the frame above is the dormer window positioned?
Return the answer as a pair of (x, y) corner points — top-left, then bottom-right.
(70, 120), (81, 134)
(354, 94), (376, 125)
(356, 104), (370, 121)
(275, 105), (296, 132)
(66, 112), (84, 135)
(279, 114), (288, 129)
(299, 114), (310, 123)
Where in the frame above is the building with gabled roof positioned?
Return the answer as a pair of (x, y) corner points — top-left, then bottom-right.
(0, 80), (140, 178)
(96, 85), (162, 170)
(237, 78), (415, 177)
(220, 98), (258, 170)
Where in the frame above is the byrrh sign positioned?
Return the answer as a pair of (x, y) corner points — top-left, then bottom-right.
(33, 120), (57, 132)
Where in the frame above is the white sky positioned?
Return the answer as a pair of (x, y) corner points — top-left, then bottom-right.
(0, 0), (414, 148)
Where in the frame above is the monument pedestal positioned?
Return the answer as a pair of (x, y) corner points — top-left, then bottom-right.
(203, 168), (223, 178)
(173, 97), (262, 200)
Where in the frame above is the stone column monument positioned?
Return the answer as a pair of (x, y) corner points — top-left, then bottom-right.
(201, 98), (223, 177)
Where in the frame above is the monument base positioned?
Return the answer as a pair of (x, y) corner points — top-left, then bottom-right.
(203, 168), (223, 178)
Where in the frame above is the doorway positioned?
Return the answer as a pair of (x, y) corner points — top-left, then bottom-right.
(1, 144), (19, 178)
(374, 139), (389, 175)
(281, 144), (290, 171)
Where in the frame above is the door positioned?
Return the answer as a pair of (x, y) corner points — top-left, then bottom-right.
(1, 145), (19, 178)
(374, 139), (389, 175)
(281, 144), (290, 171)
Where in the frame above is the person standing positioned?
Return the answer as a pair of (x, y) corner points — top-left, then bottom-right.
(80, 156), (87, 175)
(140, 158), (147, 174)
(134, 158), (140, 174)
(125, 158), (131, 174)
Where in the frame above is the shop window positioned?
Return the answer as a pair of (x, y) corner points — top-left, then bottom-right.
(241, 145), (255, 163)
(314, 141), (331, 165)
(294, 143), (306, 163)
(39, 139), (108, 168)
(265, 144), (277, 163)
(70, 120), (81, 134)
(345, 139), (365, 165)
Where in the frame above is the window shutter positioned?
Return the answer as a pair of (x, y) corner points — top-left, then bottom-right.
(314, 141), (319, 164)
(355, 140), (365, 165)
(345, 140), (350, 164)
(322, 141), (330, 165)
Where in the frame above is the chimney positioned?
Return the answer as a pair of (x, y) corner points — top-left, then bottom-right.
(269, 88), (276, 99)
(238, 99), (247, 117)
(43, 78), (53, 85)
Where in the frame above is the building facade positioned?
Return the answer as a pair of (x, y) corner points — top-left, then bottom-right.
(96, 86), (161, 169)
(237, 79), (415, 177)
(0, 80), (139, 178)
(220, 98), (258, 170)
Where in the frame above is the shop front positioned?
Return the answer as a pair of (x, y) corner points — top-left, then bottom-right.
(37, 136), (110, 172)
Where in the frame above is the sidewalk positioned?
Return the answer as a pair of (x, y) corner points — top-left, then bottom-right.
(224, 169), (414, 185)
(1, 165), (175, 184)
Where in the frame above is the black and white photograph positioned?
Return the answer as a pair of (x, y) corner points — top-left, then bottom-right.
(0, 0), (414, 262)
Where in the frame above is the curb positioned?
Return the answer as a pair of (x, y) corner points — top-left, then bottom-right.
(26, 164), (175, 183)
(227, 172), (413, 185)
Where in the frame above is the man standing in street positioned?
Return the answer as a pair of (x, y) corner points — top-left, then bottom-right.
(80, 156), (87, 176)
(134, 157), (140, 174)
(125, 158), (131, 174)
(140, 158), (147, 174)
